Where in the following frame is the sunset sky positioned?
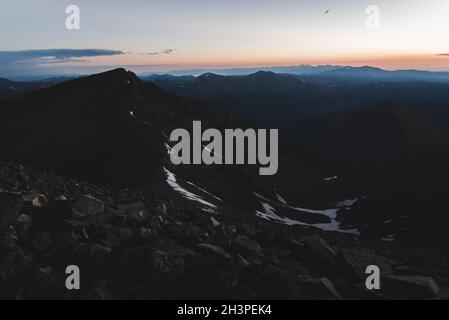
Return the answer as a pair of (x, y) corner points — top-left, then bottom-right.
(1, 0), (449, 77)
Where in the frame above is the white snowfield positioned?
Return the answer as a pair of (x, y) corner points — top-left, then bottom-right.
(255, 192), (361, 235)
(164, 167), (217, 209)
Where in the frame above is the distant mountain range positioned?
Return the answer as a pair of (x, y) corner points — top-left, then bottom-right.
(0, 77), (64, 101)
(142, 65), (449, 82)
(145, 70), (449, 131)
(5, 64), (449, 83)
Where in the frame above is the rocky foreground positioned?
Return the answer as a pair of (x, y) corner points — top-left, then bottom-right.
(1, 161), (448, 300)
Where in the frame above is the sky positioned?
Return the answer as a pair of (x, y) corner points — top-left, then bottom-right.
(1, 0), (449, 77)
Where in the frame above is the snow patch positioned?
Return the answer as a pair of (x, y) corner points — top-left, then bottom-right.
(163, 167), (217, 209)
(276, 193), (287, 205)
(336, 198), (359, 207)
(254, 192), (360, 235)
(187, 181), (223, 202)
(381, 235), (395, 242)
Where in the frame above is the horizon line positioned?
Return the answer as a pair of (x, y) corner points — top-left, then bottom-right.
(4, 63), (449, 81)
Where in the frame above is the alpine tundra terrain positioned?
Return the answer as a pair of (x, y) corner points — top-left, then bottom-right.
(0, 69), (449, 299)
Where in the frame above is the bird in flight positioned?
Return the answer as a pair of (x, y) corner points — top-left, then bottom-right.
(325, 9), (330, 14)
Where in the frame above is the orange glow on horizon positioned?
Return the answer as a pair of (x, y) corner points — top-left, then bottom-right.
(40, 53), (449, 73)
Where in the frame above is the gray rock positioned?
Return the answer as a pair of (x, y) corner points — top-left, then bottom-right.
(237, 254), (251, 267)
(84, 280), (114, 300)
(338, 248), (393, 279)
(38, 266), (53, 275)
(298, 276), (342, 300)
(31, 232), (53, 252)
(102, 225), (134, 245)
(242, 267), (303, 299)
(117, 202), (145, 214)
(89, 244), (113, 276)
(226, 225), (237, 235)
(0, 192), (23, 232)
(54, 195), (67, 201)
(303, 235), (337, 269)
(126, 210), (147, 226)
(155, 203), (167, 216)
(198, 243), (234, 262)
(232, 234), (264, 258)
(118, 245), (148, 273)
(150, 215), (163, 232)
(210, 216), (220, 227)
(383, 275), (440, 299)
(14, 214), (33, 232)
(139, 227), (156, 241)
(148, 250), (169, 273)
(0, 232), (20, 254)
(72, 195), (104, 216)
(263, 248), (279, 264)
(113, 202), (148, 226)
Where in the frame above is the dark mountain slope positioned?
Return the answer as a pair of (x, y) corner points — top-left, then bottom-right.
(303, 101), (449, 182)
(0, 69), (234, 188)
(304, 102), (449, 242)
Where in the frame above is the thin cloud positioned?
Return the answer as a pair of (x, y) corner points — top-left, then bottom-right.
(436, 53), (449, 57)
(142, 48), (176, 56)
(0, 49), (124, 64)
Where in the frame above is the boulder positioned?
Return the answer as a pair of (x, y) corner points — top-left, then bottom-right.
(150, 215), (163, 232)
(303, 235), (337, 270)
(84, 280), (114, 300)
(38, 266), (53, 275)
(118, 245), (149, 273)
(298, 276), (342, 300)
(117, 202), (145, 215)
(236, 254), (251, 267)
(14, 214), (33, 232)
(0, 232), (20, 254)
(148, 250), (169, 274)
(198, 243), (234, 263)
(240, 267), (303, 299)
(125, 211), (147, 226)
(226, 225), (237, 235)
(72, 195), (104, 216)
(30, 232), (53, 252)
(263, 248), (279, 265)
(210, 216), (220, 227)
(155, 203), (167, 216)
(0, 192), (23, 232)
(338, 248), (393, 279)
(139, 227), (156, 241)
(101, 225), (134, 245)
(214, 224), (229, 247)
(232, 235), (264, 259)
(89, 244), (113, 276)
(114, 202), (149, 226)
(383, 275), (439, 299)
(54, 195), (67, 201)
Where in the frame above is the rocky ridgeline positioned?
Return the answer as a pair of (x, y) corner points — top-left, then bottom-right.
(0, 162), (448, 300)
